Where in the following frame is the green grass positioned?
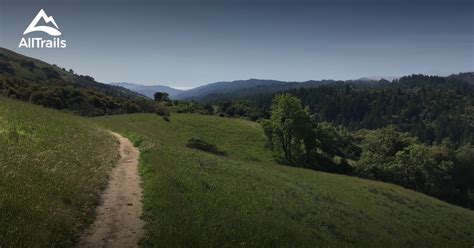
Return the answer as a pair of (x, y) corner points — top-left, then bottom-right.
(0, 97), (120, 247)
(1, 98), (473, 247)
(95, 113), (474, 247)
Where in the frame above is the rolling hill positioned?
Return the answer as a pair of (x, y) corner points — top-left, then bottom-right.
(110, 82), (183, 99)
(2, 49), (473, 247)
(95, 112), (474, 247)
(0, 47), (153, 116)
(171, 78), (393, 103)
(2, 94), (473, 247)
(173, 79), (337, 101)
(171, 73), (472, 104)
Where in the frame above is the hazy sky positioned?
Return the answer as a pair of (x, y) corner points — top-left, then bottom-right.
(0, 0), (473, 88)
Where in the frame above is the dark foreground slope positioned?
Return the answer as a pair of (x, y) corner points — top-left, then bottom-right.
(0, 48), (153, 116)
(0, 97), (120, 247)
(96, 113), (474, 247)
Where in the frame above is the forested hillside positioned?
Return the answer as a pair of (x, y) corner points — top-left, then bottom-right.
(212, 74), (474, 145)
(0, 48), (155, 116)
(173, 79), (339, 101)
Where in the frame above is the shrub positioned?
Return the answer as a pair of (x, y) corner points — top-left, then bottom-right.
(172, 101), (211, 114)
(155, 102), (170, 116)
(20, 60), (36, 72)
(186, 138), (226, 156)
(0, 62), (15, 75)
(29, 91), (65, 109)
(42, 67), (60, 79)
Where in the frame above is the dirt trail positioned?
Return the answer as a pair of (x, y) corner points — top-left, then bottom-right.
(78, 132), (144, 248)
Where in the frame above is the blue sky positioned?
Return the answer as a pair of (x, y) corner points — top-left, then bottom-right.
(0, 0), (473, 88)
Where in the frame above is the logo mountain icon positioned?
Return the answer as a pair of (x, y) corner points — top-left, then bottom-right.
(23, 9), (61, 36)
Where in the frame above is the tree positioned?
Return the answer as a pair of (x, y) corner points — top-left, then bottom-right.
(154, 92), (170, 102)
(262, 94), (360, 169)
(389, 144), (453, 197)
(355, 127), (417, 180)
(354, 127), (458, 201)
(452, 145), (474, 207)
(314, 122), (361, 160)
(261, 94), (313, 164)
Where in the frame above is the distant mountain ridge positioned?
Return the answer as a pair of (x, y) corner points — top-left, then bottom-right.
(172, 79), (340, 101)
(171, 77), (392, 102)
(110, 77), (401, 102)
(171, 73), (472, 102)
(111, 82), (183, 99)
(356, 76), (398, 82)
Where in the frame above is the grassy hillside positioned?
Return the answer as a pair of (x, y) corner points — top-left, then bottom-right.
(95, 113), (474, 247)
(0, 47), (154, 116)
(0, 97), (120, 247)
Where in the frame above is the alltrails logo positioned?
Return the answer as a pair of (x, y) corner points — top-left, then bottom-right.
(19, 9), (67, 48)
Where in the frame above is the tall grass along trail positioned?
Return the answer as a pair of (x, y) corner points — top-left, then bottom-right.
(78, 132), (144, 248)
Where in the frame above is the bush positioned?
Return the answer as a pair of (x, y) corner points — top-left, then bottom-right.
(155, 102), (170, 116)
(20, 60), (36, 72)
(42, 67), (60, 79)
(218, 101), (265, 121)
(186, 138), (226, 156)
(29, 90), (65, 109)
(172, 101), (211, 114)
(0, 62), (15, 75)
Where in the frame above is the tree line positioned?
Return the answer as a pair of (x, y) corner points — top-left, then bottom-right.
(262, 94), (474, 209)
(209, 74), (474, 146)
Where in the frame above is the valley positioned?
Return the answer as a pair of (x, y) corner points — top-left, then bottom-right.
(1, 0), (472, 246)
(2, 98), (473, 247)
(1, 47), (473, 247)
